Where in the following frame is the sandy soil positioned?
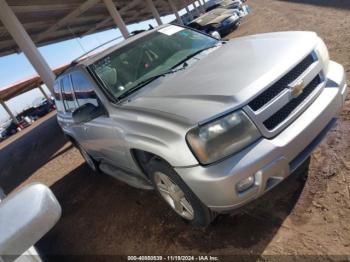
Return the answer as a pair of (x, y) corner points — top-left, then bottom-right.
(1, 0), (349, 259)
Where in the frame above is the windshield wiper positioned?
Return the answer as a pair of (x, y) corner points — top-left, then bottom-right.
(118, 63), (189, 100)
(118, 73), (168, 100)
(118, 45), (219, 100)
(170, 44), (220, 69)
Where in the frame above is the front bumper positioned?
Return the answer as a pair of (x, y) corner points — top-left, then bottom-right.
(175, 61), (347, 212)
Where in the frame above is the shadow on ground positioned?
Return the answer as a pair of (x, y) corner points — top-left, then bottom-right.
(279, 0), (350, 10)
(37, 161), (312, 256)
(0, 115), (67, 193)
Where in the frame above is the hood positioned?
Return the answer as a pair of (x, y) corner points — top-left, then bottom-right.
(124, 31), (319, 124)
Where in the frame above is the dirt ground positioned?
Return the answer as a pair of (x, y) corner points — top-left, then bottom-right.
(1, 0), (350, 259)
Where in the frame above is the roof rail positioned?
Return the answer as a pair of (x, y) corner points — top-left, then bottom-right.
(56, 35), (124, 79)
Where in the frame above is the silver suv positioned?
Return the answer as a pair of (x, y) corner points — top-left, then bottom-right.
(55, 24), (347, 227)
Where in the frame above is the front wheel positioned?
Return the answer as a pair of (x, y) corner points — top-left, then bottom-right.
(147, 159), (214, 228)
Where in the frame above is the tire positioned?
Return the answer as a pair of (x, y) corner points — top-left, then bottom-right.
(74, 141), (100, 173)
(147, 158), (214, 228)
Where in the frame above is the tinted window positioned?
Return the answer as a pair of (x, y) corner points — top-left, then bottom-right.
(53, 81), (64, 112)
(71, 72), (99, 107)
(61, 75), (77, 112)
(188, 22), (202, 31)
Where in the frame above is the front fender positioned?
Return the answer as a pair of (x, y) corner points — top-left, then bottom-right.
(114, 109), (199, 167)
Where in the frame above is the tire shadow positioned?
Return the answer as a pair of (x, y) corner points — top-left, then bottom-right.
(0, 114), (67, 194)
(37, 161), (312, 256)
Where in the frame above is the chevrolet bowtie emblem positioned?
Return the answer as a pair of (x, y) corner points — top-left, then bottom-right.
(290, 79), (306, 98)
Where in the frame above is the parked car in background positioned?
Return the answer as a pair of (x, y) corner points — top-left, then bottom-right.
(0, 120), (18, 141)
(55, 24), (346, 227)
(17, 119), (31, 130)
(206, 0), (243, 12)
(0, 128), (6, 141)
(206, 0), (251, 18)
(31, 98), (55, 120)
(188, 8), (240, 38)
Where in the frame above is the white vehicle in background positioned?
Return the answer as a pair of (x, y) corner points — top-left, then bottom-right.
(0, 184), (61, 262)
(205, 0), (243, 12)
(205, 0), (251, 18)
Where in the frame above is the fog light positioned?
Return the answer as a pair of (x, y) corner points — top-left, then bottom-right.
(236, 175), (255, 193)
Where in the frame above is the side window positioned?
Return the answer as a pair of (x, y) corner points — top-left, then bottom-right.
(53, 81), (64, 112)
(71, 71), (99, 107)
(61, 75), (77, 112)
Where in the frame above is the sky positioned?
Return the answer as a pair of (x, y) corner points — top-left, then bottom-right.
(0, 5), (194, 123)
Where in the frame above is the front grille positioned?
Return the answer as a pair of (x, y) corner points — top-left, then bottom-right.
(248, 54), (316, 111)
(263, 75), (322, 130)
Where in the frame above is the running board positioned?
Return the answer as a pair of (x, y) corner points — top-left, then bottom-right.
(99, 162), (154, 190)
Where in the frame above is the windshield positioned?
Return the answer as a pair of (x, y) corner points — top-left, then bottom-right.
(89, 25), (218, 99)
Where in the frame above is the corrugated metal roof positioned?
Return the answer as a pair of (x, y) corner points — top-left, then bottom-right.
(0, 0), (196, 56)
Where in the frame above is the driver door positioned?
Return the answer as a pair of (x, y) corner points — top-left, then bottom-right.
(70, 71), (130, 169)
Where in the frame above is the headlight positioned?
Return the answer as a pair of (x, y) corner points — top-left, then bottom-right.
(315, 37), (329, 74)
(186, 111), (261, 165)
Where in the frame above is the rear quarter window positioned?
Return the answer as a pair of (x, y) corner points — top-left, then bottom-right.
(61, 75), (77, 112)
(53, 81), (65, 112)
(71, 71), (99, 107)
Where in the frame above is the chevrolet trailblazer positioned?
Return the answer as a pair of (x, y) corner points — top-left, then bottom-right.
(54, 24), (347, 227)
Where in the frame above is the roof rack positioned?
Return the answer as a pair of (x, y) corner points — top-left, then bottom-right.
(56, 35), (124, 79)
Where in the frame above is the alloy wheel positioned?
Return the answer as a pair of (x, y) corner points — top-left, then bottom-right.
(154, 171), (194, 220)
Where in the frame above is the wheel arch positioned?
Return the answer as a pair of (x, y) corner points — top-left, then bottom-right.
(64, 134), (78, 146)
(130, 149), (167, 178)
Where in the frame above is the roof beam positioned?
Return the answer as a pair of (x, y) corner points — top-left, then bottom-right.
(83, 17), (112, 37)
(82, 0), (140, 37)
(185, 6), (194, 20)
(168, 0), (183, 25)
(35, 0), (101, 43)
(103, 0), (129, 38)
(0, 0), (56, 92)
(11, 4), (79, 13)
(40, 25), (100, 39)
(0, 23), (114, 53)
(0, 99), (18, 124)
(145, 0), (162, 25)
(0, 15), (108, 34)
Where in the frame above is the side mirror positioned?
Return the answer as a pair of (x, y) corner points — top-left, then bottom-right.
(0, 184), (61, 259)
(72, 103), (104, 124)
(210, 31), (221, 40)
